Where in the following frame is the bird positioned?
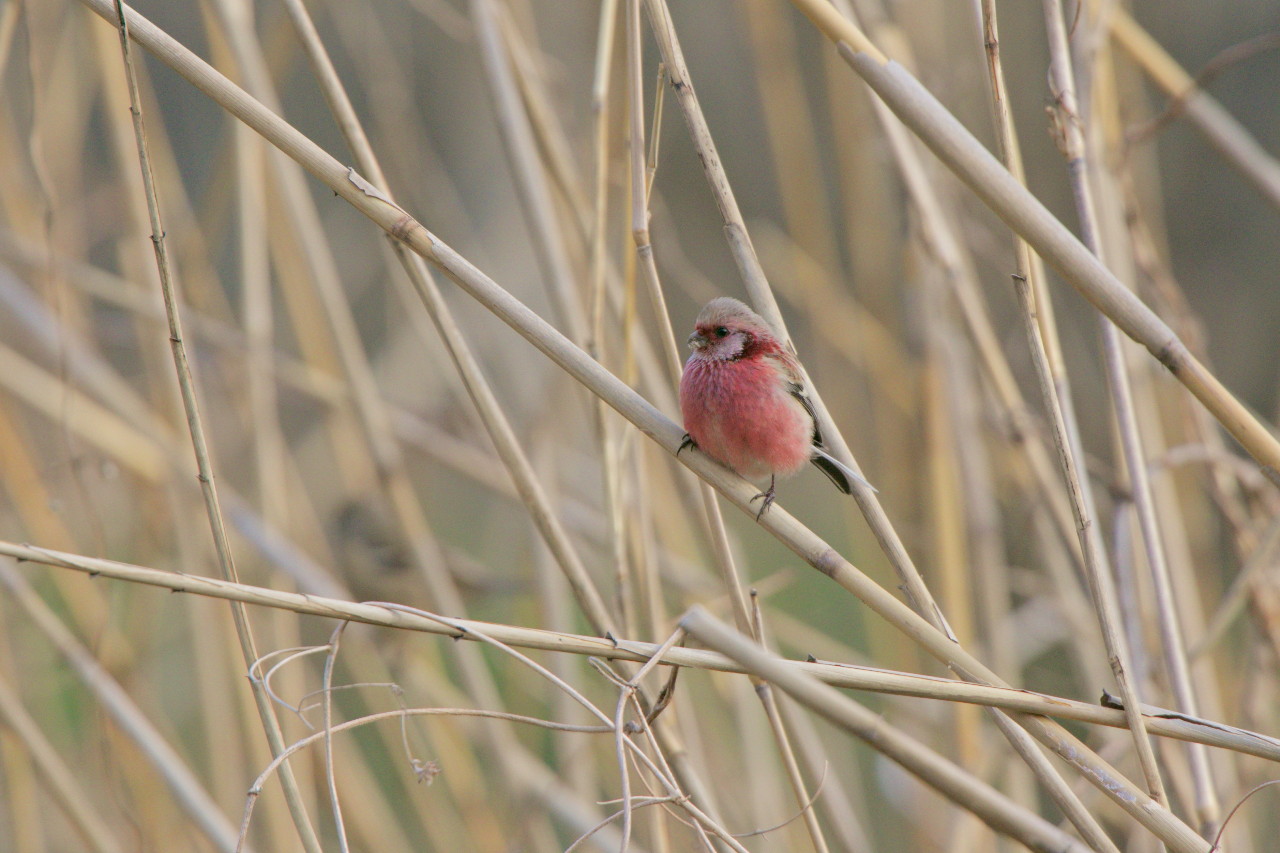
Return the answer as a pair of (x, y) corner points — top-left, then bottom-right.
(678, 296), (873, 519)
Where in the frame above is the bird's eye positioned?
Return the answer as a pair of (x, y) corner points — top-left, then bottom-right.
(714, 326), (729, 338)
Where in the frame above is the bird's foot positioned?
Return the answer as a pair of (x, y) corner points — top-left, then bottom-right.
(677, 434), (697, 456)
(750, 476), (777, 521)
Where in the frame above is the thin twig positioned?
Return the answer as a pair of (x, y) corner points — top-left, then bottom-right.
(1044, 0), (1171, 812)
(237, 705), (622, 852)
(321, 624), (350, 853)
(107, 3), (320, 849)
(1131, 31), (1280, 144)
(1112, 11), (1280, 213)
(10, 540), (1280, 763)
(749, 593), (830, 853)
(1210, 780), (1280, 852)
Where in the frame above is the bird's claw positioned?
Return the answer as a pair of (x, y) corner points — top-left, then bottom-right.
(677, 434), (697, 456)
(747, 484), (773, 517)
(749, 475), (779, 521)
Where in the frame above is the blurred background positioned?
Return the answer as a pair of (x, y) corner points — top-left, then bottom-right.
(1, 0), (1278, 850)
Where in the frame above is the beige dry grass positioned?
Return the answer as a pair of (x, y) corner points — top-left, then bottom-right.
(1, 0), (1279, 850)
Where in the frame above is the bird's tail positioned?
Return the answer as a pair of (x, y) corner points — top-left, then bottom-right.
(811, 447), (877, 495)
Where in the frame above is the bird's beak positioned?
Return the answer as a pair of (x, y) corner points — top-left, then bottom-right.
(687, 331), (707, 350)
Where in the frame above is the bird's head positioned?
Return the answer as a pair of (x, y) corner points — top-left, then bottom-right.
(686, 297), (776, 361)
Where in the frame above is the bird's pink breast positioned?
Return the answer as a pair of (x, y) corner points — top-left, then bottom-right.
(679, 355), (812, 481)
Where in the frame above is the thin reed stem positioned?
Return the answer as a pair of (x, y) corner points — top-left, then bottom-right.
(1043, 0), (1170, 810)
(9, 540), (1279, 764)
(108, 3), (321, 848)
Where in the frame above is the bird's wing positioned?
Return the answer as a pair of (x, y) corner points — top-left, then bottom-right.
(787, 379), (877, 495)
(787, 382), (824, 448)
(763, 348), (811, 428)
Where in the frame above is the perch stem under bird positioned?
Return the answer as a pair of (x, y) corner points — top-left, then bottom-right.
(678, 297), (874, 520)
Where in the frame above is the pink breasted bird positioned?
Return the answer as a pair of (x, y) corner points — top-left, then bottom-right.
(678, 297), (872, 518)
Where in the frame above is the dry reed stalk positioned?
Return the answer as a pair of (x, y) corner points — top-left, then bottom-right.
(1109, 8), (1280, 214)
(807, 4), (1119, 844)
(626, 0), (751, 637)
(1042, 0), (1169, 810)
(107, 3), (320, 848)
(682, 606), (1090, 853)
(1059, 0), (1223, 832)
(469, 1), (740, 833)
(747, 595), (831, 853)
(8, 539), (1279, 763)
